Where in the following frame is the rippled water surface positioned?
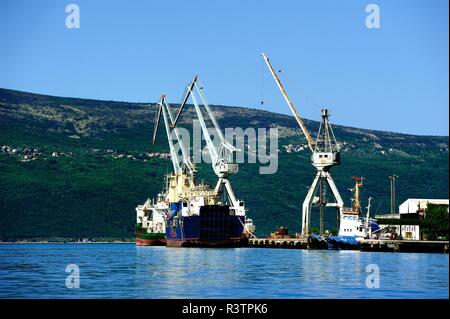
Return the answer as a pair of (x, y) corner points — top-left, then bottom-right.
(0, 244), (448, 298)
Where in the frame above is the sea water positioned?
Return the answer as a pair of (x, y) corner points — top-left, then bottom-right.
(0, 244), (448, 298)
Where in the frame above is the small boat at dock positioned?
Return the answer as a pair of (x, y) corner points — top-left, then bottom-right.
(135, 196), (167, 246)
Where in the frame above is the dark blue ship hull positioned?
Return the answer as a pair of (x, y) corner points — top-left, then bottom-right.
(326, 235), (360, 250)
(308, 234), (360, 250)
(166, 203), (245, 247)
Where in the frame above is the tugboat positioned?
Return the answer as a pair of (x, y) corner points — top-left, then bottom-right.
(308, 177), (380, 250)
(135, 194), (167, 246)
(327, 177), (379, 249)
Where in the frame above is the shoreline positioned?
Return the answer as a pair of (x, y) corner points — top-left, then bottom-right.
(0, 242), (133, 244)
(0, 240), (134, 244)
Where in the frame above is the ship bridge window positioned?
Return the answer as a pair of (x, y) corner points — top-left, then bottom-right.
(239, 202), (244, 206)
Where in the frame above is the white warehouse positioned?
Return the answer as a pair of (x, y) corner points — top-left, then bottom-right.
(377, 199), (449, 240)
(399, 199), (449, 216)
(399, 198), (449, 240)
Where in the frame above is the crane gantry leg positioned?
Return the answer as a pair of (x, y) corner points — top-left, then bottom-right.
(302, 171), (344, 235)
(214, 178), (240, 213)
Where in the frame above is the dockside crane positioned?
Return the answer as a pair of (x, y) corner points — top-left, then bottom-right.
(262, 52), (344, 235)
(173, 75), (245, 216)
(153, 94), (195, 176)
(152, 94), (197, 209)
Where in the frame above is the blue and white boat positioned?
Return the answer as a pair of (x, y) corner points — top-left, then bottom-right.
(328, 195), (380, 250)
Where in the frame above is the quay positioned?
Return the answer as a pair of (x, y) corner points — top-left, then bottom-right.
(247, 237), (449, 253)
(359, 239), (449, 253)
(248, 237), (308, 249)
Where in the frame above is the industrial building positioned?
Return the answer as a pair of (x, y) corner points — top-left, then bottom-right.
(399, 199), (449, 217)
(376, 199), (449, 240)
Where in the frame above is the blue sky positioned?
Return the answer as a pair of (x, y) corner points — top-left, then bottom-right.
(0, 0), (448, 135)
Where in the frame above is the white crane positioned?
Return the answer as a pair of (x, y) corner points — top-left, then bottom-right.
(262, 52), (344, 235)
(173, 75), (245, 216)
(152, 94), (197, 193)
(153, 94), (196, 175)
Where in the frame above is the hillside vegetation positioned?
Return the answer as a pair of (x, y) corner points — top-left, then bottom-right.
(0, 88), (448, 239)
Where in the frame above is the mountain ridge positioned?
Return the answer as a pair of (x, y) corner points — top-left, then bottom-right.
(0, 87), (448, 238)
(2, 87), (446, 138)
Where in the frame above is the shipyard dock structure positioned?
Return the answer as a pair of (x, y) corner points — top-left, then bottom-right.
(247, 237), (449, 253)
(135, 54), (448, 251)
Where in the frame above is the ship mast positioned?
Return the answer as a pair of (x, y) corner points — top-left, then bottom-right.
(351, 177), (364, 214)
(365, 197), (372, 229)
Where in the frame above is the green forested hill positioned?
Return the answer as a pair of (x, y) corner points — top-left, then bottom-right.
(0, 88), (448, 239)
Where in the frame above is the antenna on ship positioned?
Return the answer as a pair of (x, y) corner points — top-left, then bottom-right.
(365, 197), (372, 230)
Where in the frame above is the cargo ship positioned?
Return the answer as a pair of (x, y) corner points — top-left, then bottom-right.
(164, 170), (246, 247)
(135, 194), (167, 246)
(151, 76), (249, 248)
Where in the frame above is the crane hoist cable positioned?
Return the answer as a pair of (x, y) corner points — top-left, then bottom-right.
(261, 52), (316, 152)
(260, 57), (264, 105)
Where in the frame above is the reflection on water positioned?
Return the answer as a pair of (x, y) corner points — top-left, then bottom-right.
(0, 244), (448, 298)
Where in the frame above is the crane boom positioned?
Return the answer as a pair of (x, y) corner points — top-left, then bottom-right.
(171, 75), (243, 214)
(152, 95), (195, 174)
(173, 75), (197, 127)
(152, 97), (163, 144)
(161, 99), (181, 173)
(262, 52), (343, 235)
(173, 76), (239, 171)
(189, 84), (220, 165)
(261, 52), (316, 152)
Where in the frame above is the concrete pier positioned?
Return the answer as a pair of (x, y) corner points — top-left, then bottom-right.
(359, 239), (449, 253)
(247, 237), (449, 253)
(248, 237), (308, 249)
